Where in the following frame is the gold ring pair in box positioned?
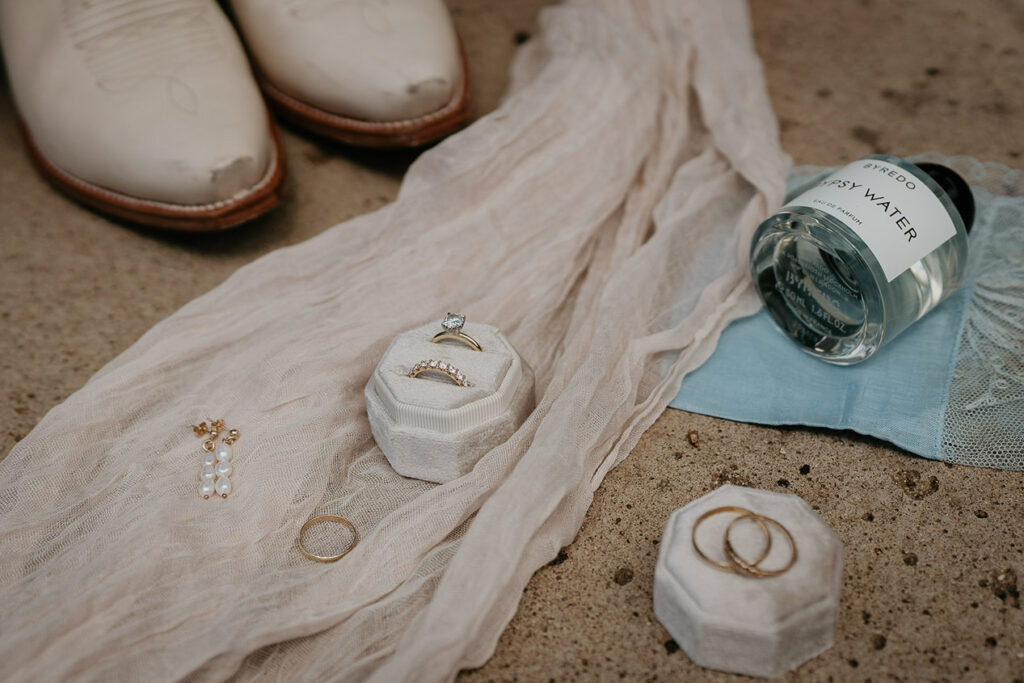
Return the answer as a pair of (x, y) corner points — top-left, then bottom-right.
(691, 505), (798, 578)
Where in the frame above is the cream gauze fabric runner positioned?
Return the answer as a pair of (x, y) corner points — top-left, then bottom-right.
(0, 1), (786, 680)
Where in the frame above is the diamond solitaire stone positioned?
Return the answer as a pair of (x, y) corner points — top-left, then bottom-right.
(441, 313), (465, 332)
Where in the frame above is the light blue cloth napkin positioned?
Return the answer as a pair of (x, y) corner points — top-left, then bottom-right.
(671, 156), (1024, 470)
(670, 291), (967, 458)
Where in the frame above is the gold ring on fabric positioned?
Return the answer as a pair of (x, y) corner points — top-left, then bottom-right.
(430, 312), (482, 351)
(409, 360), (471, 387)
(298, 515), (359, 563)
(724, 512), (797, 578)
(691, 506), (771, 574)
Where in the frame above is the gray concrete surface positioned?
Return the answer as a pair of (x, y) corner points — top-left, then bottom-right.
(1, 1), (1022, 681)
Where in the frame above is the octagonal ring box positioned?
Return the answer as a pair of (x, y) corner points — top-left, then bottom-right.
(364, 321), (534, 484)
(653, 484), (844, 679)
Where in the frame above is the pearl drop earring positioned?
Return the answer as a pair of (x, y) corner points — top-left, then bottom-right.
(191, 419), (240, 499)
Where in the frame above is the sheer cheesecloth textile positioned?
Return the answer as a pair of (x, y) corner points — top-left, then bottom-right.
(0, 1), (786, 680)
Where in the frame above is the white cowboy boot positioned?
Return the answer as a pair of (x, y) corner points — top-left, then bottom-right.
(228, 0), (469, 147)
(1, 0), (284, 230)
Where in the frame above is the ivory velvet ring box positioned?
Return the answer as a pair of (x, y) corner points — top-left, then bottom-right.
(653, 485), (844, 679)
(365, 321), (534, 483)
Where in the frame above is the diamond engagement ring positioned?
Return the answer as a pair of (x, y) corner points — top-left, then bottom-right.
(409, 359), (471, 387)
(430, 312), (482, 351)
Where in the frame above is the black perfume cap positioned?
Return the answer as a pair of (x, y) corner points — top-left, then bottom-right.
(914, 162), (975, 233)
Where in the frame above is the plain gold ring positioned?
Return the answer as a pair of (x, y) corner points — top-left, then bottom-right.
(723, 512), (798, 578)
(691, 505), (772, 574)
(298, 515), (359, 563)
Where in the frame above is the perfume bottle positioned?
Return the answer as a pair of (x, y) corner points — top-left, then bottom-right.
(750, 154), (974, 364)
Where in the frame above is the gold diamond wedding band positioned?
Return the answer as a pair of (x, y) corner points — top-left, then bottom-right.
(409, 359), (471, 387)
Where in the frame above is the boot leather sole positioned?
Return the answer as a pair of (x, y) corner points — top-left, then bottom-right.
(258, 43), (471, 148)
(20, 120), (286, 232)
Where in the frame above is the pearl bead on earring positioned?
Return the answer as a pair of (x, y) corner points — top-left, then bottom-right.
(193, 419), (240, 500)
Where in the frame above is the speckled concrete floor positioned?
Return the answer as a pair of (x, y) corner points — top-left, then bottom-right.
(2, 1), (1022, 681)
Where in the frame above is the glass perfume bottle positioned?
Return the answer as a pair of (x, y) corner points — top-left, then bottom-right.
(750, 154), (974, 364)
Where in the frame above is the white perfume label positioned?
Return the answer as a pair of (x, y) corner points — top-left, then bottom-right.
(783, 159), (957, 281)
